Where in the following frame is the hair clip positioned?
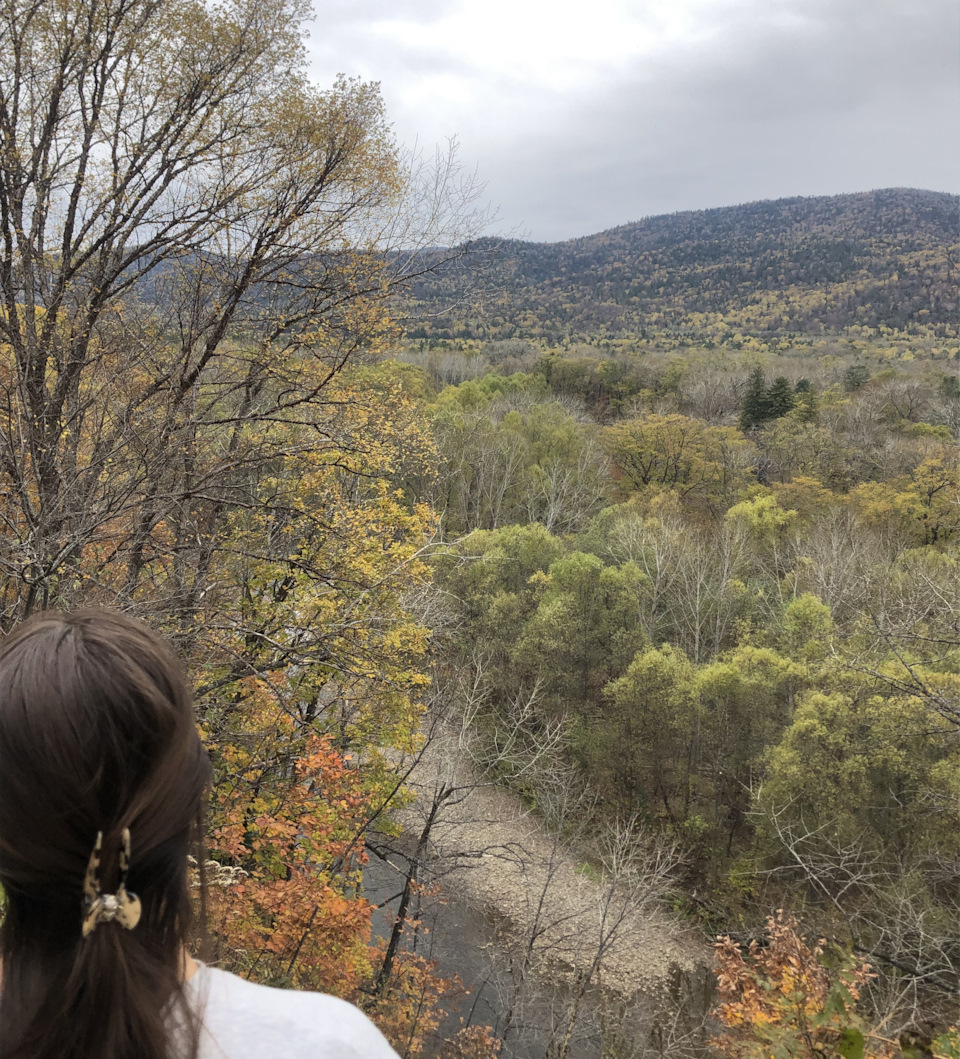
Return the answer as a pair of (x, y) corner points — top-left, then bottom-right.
(82, 828), (142, 937)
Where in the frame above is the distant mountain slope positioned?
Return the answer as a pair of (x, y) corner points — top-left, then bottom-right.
(406, 189), (959, 340)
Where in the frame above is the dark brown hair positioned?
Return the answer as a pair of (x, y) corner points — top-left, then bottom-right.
(0, 609), (212, 1059)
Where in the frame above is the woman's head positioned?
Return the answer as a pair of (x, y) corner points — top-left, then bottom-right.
(0, 609), (211, 1059)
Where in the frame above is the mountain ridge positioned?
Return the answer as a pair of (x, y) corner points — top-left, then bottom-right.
(406, 188), (959, 341)
(526, 187), (956, 249)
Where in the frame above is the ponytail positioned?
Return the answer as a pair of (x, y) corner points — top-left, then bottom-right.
(2, 895), (184, 1059)
(0, 611), (211, 1059)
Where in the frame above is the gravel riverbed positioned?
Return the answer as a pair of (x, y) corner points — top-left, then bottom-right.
(368, 730), (713, 1055)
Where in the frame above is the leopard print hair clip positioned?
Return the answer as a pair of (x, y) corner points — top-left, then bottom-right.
(81, 828), (142, 937)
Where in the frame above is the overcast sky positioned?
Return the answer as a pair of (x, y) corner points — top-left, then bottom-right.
(305, 0), (960, 242)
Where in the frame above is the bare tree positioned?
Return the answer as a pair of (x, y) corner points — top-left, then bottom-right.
(368, 654), (569, 987)
(523, 442), (610, 534)
(759, 803), (960, 1032)
(679, 363), (748, 425)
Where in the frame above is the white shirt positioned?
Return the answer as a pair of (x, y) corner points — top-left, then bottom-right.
(187, 963), (401, 1059)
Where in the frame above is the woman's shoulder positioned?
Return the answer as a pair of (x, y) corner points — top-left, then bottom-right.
(189, 964), (399, 1059)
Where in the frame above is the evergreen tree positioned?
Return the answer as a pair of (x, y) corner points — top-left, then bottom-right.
(844, 364), (871, 392)
(739, 366), (770, 430)
(767, 376), (797, 419)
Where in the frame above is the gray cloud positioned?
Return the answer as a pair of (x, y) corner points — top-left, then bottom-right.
(305, 0), (960, 241)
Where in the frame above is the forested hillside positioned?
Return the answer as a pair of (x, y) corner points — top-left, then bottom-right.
(407, 188), (958, 341)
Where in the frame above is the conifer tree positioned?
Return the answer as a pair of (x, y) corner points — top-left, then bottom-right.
(843, 364), (871, 392)
(739, 367), (770, 430)
(766, 376), (797, 419)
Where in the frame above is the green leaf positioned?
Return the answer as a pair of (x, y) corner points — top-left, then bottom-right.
(821, 987), (848, 1019)
(932, 1031), (960, 1059)
(838, 1028), (865, 1059)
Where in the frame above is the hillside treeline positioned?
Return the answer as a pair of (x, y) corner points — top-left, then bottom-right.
(406, 188), (959, 342)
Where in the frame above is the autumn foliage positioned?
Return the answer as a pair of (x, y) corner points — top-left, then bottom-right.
(712, 912), (959, 1059)
(0, 0), (498, 1047)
